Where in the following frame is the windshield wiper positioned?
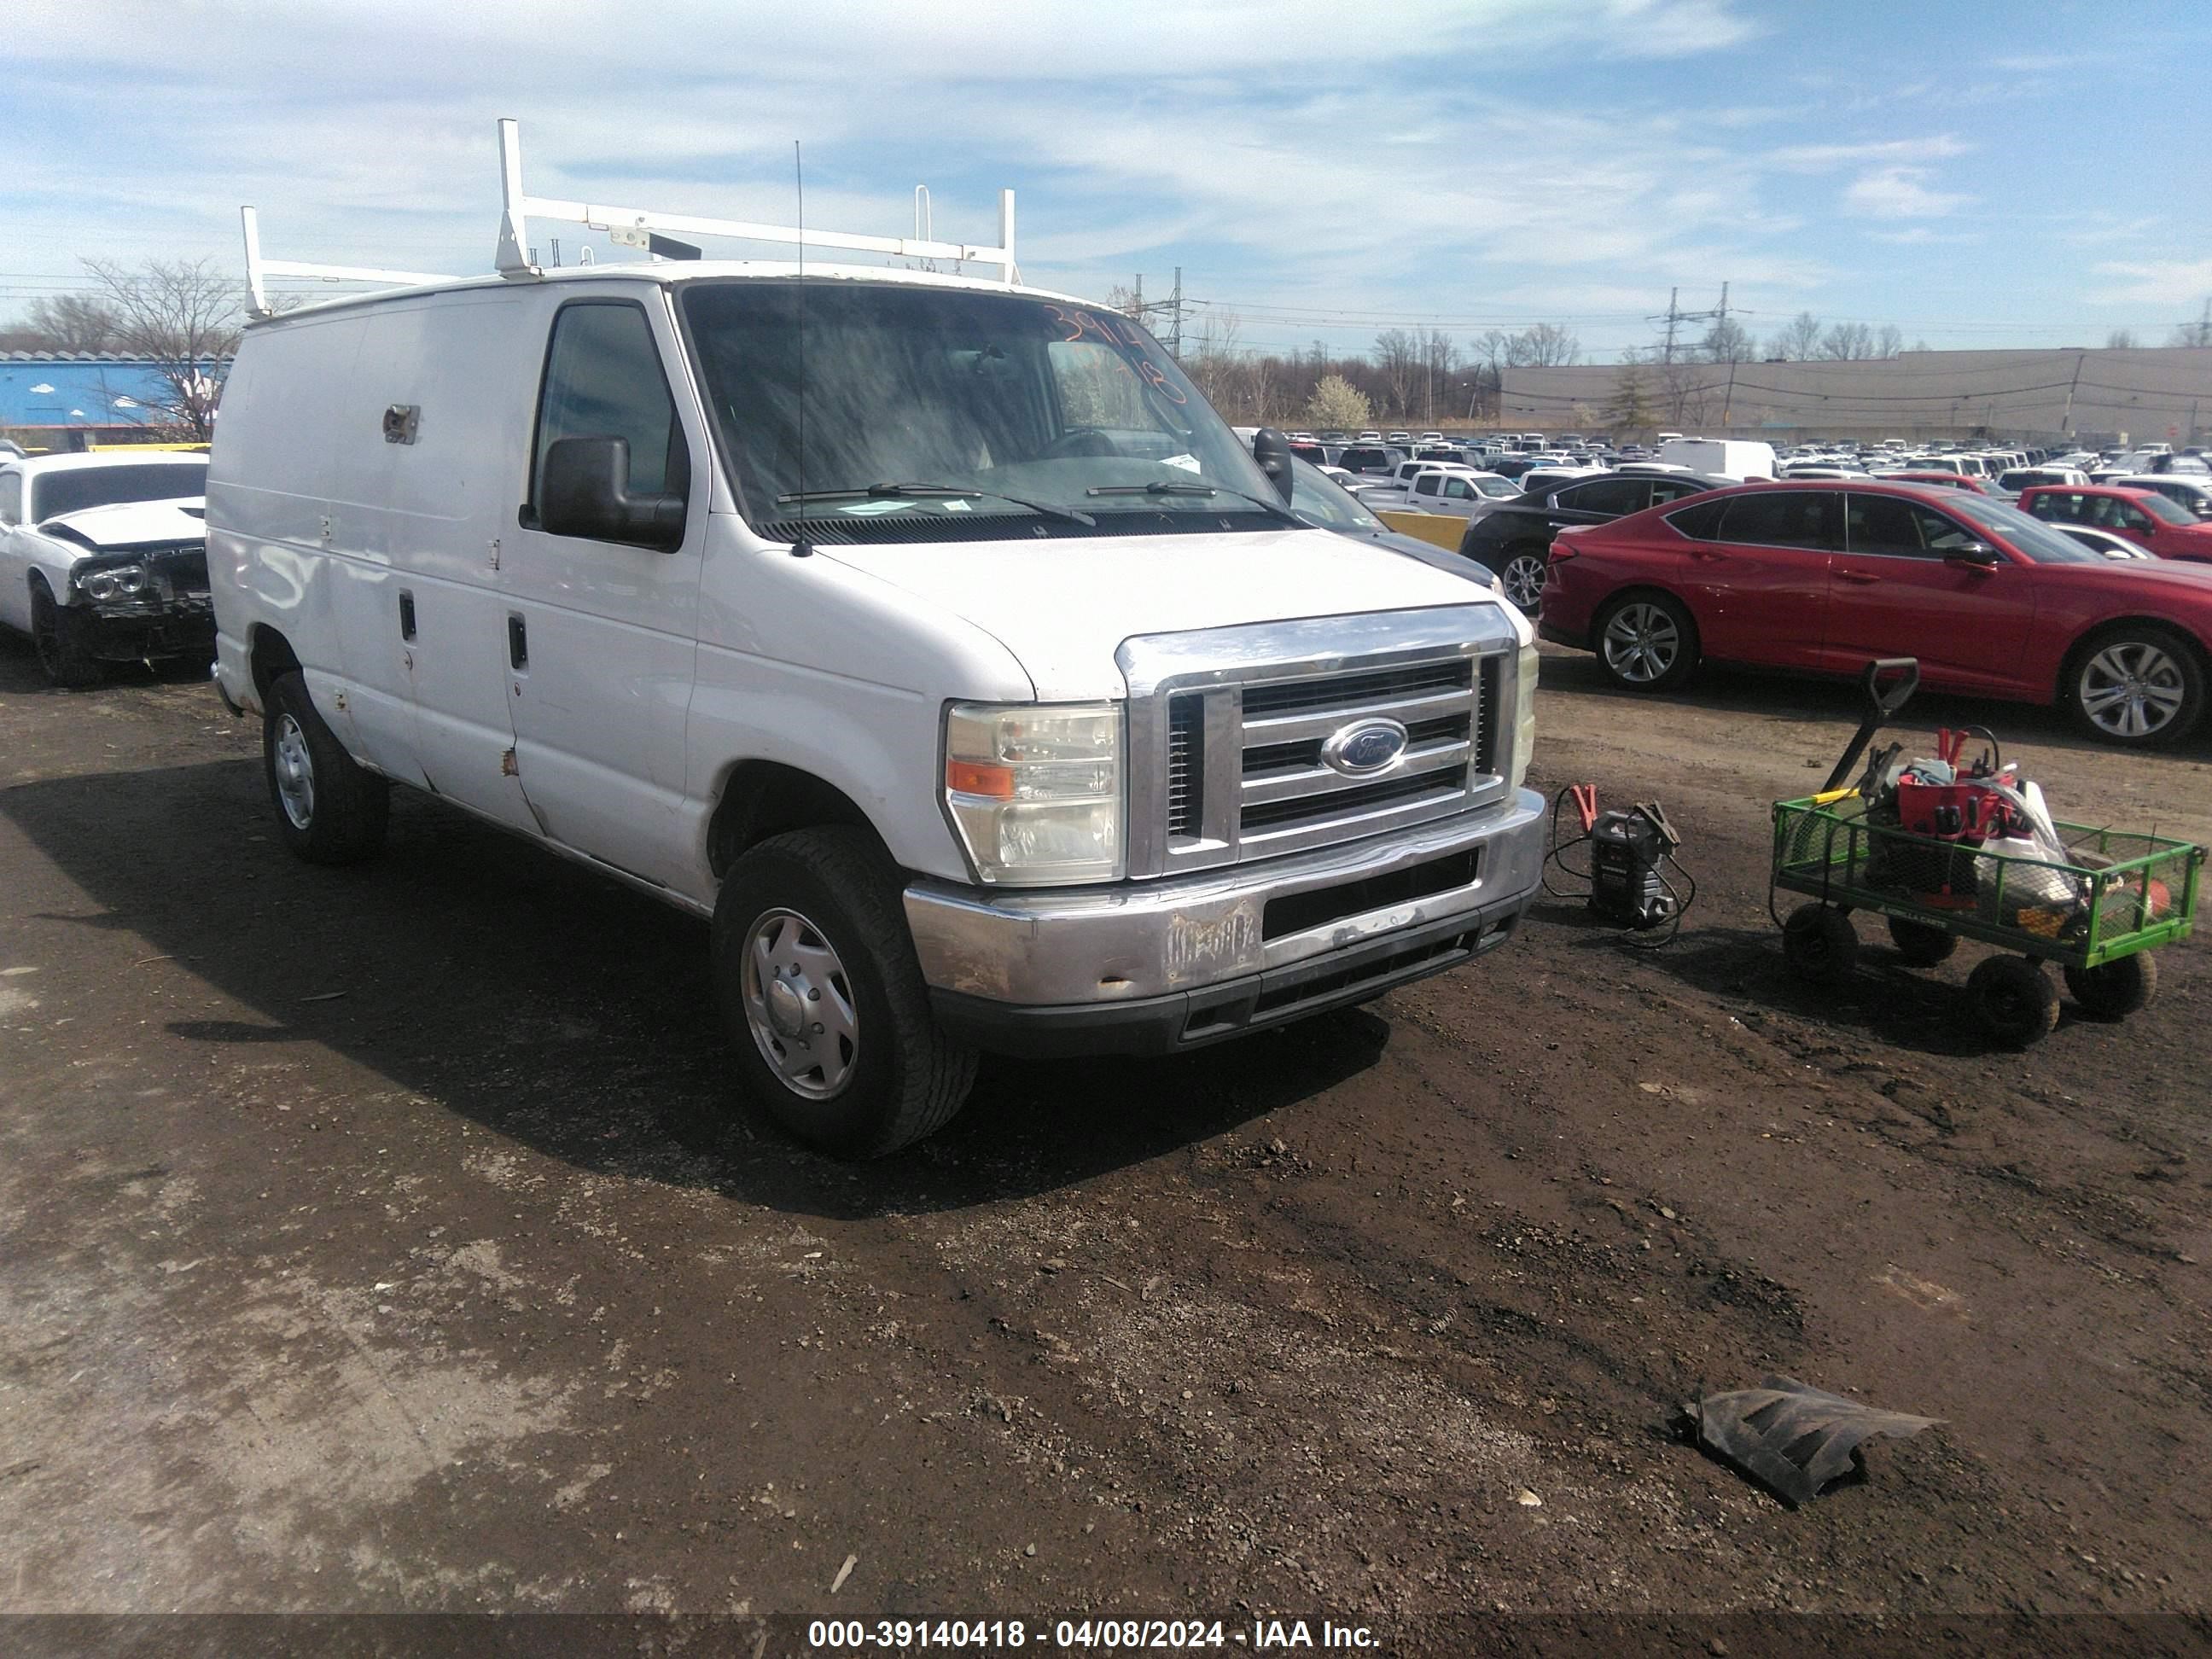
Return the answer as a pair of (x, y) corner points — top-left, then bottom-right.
(777, 481), (1095, 527)
(1084, 480), (1302, 525)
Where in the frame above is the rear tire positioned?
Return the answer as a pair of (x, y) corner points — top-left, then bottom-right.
(1782, 903), (1859, 986)
(29, 579), (103, 689)
(1886, 916), (1958, 966)
(262, 670), (389, 864)
(1965, 955), (2060, 1047)
(2064, 952), (2157, 1020)
(1594, 591), (1699, 692)
(2064, 625), (2204, 748)
(712, 826), (976, 1159)
(1499, 545), (1549, 614)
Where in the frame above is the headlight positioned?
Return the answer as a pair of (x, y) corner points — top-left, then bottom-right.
(1511, 641), (1538, 794)
(79, 565), (145, 601)
(944, 701), (1123, 884)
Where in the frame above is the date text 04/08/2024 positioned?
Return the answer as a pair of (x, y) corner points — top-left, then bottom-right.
(805, 1619), (1379, 1650)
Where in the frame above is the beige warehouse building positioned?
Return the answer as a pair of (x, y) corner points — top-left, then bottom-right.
(1499, 346), (2212, 446)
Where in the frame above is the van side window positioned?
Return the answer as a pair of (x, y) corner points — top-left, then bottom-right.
(529, 300), (688, 518)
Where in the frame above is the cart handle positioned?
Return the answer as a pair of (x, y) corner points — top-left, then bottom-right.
(1821, 657), (1921, 793)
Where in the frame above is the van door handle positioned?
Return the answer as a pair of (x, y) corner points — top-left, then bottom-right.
(398, 590), (416, 640)
(507, 614), (528, 671)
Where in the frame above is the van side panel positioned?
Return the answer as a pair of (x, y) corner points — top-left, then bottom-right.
(208, 312), (381, 754)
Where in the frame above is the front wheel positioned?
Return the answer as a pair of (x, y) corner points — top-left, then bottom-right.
(1887, 916), (1958, 966)
(1595, 592), (1699, 692)
(712, 827), (976, 1159)
(2065, 626), (2204, 748)
(262, 671), (389, 864)
(1499, 547), (1549, 614)
(29, 580), (103, 688)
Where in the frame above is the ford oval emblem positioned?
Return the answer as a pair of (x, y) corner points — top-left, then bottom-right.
(1322, 718), (1409, 777)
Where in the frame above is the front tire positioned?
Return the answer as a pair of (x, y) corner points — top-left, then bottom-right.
(1965, 955), (2059, 1048)
(262, 671), (389, 864)
(712, 826), (976, 1159)
(1594, 591), (1699, 692)
(1782, 903), (1859, 986)
(29, 579), (103, 689)
(2064, 626), (2204, 748)
(1887, 916), (1958, 966)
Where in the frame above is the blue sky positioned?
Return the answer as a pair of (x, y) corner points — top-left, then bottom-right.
(2, 0), (2206, 362)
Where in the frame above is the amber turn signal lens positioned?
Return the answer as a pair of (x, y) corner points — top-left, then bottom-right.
(946, 759), (1016, 799)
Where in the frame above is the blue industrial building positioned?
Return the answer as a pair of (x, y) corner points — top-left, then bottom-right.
(0, 353), (229, 448)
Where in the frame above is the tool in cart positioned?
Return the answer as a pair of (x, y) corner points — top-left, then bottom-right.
(1545, 784), (1696, 944)
(1767, 656), (2204, 1048)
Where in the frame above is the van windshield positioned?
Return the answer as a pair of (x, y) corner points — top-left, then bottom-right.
(682, 281), (1279, 543)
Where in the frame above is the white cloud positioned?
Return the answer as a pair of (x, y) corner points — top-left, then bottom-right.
(1844, 167), (1970, 219)
(1771, 136), (1969, 170)
(2089, 259), (2212, 305)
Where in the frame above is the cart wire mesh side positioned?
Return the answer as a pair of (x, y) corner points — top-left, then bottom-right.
(1771, 793), (2203, 969)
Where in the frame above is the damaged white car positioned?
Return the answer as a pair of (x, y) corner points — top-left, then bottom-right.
(0, 451), (212, 686)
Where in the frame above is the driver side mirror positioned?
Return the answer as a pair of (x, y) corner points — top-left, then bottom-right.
(538, 436), (686, 551)
(1252, 428), (1295, 504)
(1945, 540), (2002, 568)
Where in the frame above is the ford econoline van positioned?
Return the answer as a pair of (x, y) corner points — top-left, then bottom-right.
(208, 125), (1545, 1156)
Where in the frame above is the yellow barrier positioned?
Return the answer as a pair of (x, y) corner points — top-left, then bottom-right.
(1375, 509), (1464, 551)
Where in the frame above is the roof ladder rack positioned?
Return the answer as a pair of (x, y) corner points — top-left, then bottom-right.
(492, 118), (1017, 285)
(240, 207), (457, 319)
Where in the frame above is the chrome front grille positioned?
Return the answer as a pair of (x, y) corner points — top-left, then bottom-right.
(1120, 607), (1521, 879)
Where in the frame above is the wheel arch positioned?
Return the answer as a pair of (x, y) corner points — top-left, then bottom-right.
(247, 622), (303, 703)
(706, 760), (882, 883)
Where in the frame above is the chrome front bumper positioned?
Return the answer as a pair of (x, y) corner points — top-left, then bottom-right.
(904, 789), (1545, 1054)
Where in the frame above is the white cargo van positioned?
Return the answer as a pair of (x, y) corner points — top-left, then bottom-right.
(207, 125), (1545, 1156)
(1652, 438), (1777, 481)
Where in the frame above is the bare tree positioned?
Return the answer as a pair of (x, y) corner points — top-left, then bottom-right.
(20, 294), (125, 353)
(1819, 320), (1877, 360)
(1699, 316), (1754, 364)
(1511, 323), (1580, 367)
(1872, 323), (1905, 358)
(1372, 329), (1419, 420)
(2105, 329), (2139, 350)
(1771, 311), (1823, 360)
(81, 258), (241, 439)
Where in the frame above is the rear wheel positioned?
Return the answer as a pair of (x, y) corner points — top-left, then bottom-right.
(1499, 545), (1549, 614)
(2064, 952), (2157, 1020)
(1965, 955), (2060, 1047)
(262, 671), (389, 864)
(1595, 591), (1699, 692)
(1782, 903), (1859, 986)
(2065, 626), (2204, 748)
(1886, 916), (1958, 966)
(28, 579), (103, 688)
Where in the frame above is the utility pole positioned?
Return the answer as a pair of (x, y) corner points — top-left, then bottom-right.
(1170, 266), (1183, 360)
(2060, 351), (2084, 434)
(1647, 282), (1729, 363)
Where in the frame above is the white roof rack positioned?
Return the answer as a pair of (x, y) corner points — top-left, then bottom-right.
(242, 119), (1019, 320)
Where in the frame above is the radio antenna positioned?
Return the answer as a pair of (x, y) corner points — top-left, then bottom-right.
(790, 140), (814, 558)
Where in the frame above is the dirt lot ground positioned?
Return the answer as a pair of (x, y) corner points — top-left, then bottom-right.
(3, 634), (2209, 1652)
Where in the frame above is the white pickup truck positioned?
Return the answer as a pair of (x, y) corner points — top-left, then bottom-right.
(207, 125), (1545, 1156)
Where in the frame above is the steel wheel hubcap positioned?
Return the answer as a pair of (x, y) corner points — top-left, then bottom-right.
(273, 714), (317, 829)
(1504, 556), (1547, 608)
(2080, 642), (2185, 737)
(741, 908), (858, 1100)
(1602, 603), (1680, 683)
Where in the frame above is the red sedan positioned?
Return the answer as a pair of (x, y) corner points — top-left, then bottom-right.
(2016, 485), (2212, 563)
(1537, 480), (2212, 746)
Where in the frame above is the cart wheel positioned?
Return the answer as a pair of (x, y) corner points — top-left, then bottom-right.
(2064, 953), (2157, 1021)
(1965, 956), (2060, 1048)
(1783, 904), (1859, 986)
(1886, 917), (1958, 967)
